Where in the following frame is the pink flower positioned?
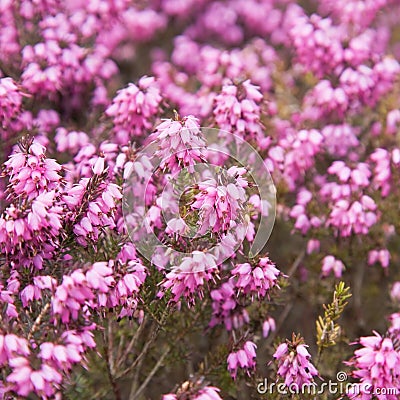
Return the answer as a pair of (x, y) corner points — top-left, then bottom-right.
(106, 76), (162, 143)
(52, 263), (114, 323)
(227, 341), (257, 379)
(231, 256), (281, 298)
(273, 339), (319, 387)
(70, 179), (122, 246)
(6, 357), (33, 396)
(262, 317), (276, 338)
(0, 77), (25, 139)
(0, 334), (30, 366)
(162, 384), (222, 400)
(209, 280), (250, 331)
(328, 195), (378, 237)
(368, 249), (390, 268)
(161, 251), (217, 305)
(307, 239), (320, 254)
(321, 255), (345, 278)
(347, 332), (400, 399)
(390, 282), (400, 302)
(214, 80), (264, 143)
(152, 115), (206, 173)
(290, 13), (344, 78)
(194, 386), (222, 400)
(386, 109), (400, 135)
(191, 166), (248, 236)
(3, 140), (63, 200)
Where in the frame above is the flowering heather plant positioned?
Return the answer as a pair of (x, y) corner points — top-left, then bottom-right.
(1, 1), (400, 399)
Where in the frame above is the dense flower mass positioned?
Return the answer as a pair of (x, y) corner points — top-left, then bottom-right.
(152, 115), (206, 173)
(191, 166), (249, 236)
(1, 0), (400, 399)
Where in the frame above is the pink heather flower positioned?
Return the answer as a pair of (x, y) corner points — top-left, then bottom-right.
(289, 13), (344, 78)
(0, 3), (20, 62)
(303, 80), (348, 120)
(191, 166), (248, 236)
(0, 190), (63, 267)
(390, 282), (400, 302)
(306, 239), (320, 254)
(92, 156), (105, 175)
(33, 109), (59, 134)
(6, 357), (34, 396)
(347, 332), (400, 399)
(318, 0), (388, 29)
(0, 334), (30, 366)
(7, 356), (63, 397)
(19, 8), (119, 107)
(52, 263), (114, 323)
(262, 317), (276, 338)
(273, 341), (319, 387)
(3, 140), (63, 200)
(162, 395), (177, 400)
(165, 217), (190, 238)
(152, 115), (206, 173)
(162, 385), (222, 400)
(274, 128), (323, 190)
(105, 259), (147, 319)
(55, 128), (89, 154)
(162, 0), (206, 17)
(322, 124), (359, 157)
(321, 255), (345, 278)
(328, 195), (378, 237)
(209, 280), (250, 331)
(69, 179), (122, 246)
(213, 80), (265, 143)
(193, 386), (222, 400)
(187, 2), (243, 45)
(290, 204), (312, 234)
(368, 249), (390, 268)
(161, 251), (218, 305)
(0, 77), (25, 138)
(227, 340), (257, 379)
(0, 282), (18, 319)
(122, 7), (167, 42)
(386, 109), (400, 135)
(106, 76), (162, 143)
(231, 256), (281, 299)
(370, 148), (392, 196)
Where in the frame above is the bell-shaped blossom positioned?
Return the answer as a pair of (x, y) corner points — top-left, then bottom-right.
(160, 251), (218, 305)
(152, 115), (206, 173)
(347, 332), (400, 399)
(231, 256), (281, 298)
(191, 166), (248, 236)
(227, 341), (257, 379)
(273, 341), (319, 387)
(106, 76), (162, 143)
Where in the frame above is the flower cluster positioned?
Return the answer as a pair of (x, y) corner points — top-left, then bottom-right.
(106, 76), (162, 143)
(160, 251), (218, 305)
(231, 256), (281, 299)
(163, 384), (222, 400)
(273, 337), (319, 387)
(227, 341), (257, 379)
(347, 332), (400, 399)
(191, 166), (248, 236)
(152, 115), (206, 173)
